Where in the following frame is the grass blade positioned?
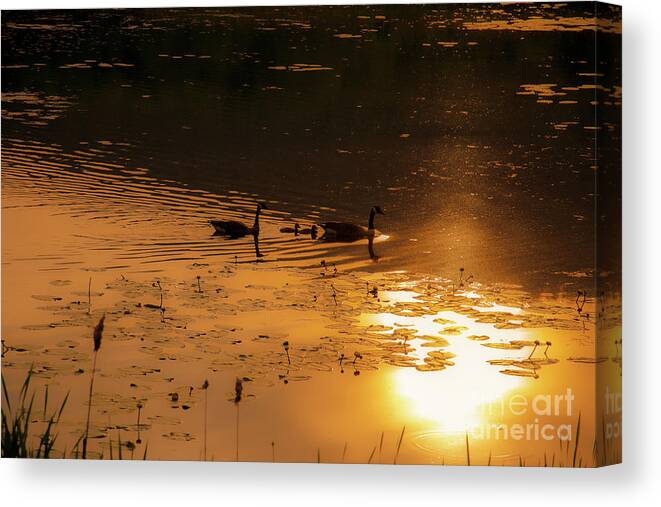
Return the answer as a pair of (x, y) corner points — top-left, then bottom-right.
(393, 426), (406, 464)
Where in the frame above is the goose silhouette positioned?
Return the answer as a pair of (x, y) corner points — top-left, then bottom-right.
(319, 206), (385, 242)
(209, 203), (268, 238)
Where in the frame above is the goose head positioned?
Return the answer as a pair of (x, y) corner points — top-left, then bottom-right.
(372, 206), (385, 215)
(257, 202), (269, 211)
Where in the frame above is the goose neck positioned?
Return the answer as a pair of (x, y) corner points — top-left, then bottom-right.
(368, 208), (376, 230)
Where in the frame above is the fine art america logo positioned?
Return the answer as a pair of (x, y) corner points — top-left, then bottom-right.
(472, 388), (622, 441)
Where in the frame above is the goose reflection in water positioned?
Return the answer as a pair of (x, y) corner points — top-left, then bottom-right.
(368, 236), (380, 262)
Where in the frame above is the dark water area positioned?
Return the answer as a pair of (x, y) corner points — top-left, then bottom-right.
(2, 3), (622, 292)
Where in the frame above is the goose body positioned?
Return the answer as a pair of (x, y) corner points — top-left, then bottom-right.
(319, 222), (374, 241)
(210, 203), (267, 237)
(320, 206), (384, 242)
(210, 220), (253, 237)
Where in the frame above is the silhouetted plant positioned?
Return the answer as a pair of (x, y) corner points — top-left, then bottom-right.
(136, 402), (143, 444)
(393, 426), (406, 464)
(465, 432), (471, 466)
(202, 379), (209, 460)
(234, 378), (243, 461)
(544, 341), (553, 358)
(87, 277), (92, 315)
(1, 369), (68, 458)
(528, 340), (540, 359)
(82, 315), (105, 459)
(283, 341), (291, 365)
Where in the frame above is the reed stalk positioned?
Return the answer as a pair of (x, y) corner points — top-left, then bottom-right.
(82, 315), (105, 459)
(572, 413), (582, 467)
(465, 432), (471, 466)
(202, 379), (209, 460)
(283, 341), (290, 365)
(393, 426), (406, 464)
(234, 378), (243, 462)
(136, 402), (143, 444)
(378, 431), (384, 464)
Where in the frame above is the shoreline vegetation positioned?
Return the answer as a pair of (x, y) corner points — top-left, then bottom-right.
(2, 365), (618, 466)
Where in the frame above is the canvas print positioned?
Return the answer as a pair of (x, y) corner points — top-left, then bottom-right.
(1, 2), (621, 466)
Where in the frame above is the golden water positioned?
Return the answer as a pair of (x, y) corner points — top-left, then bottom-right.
(1, 4), (621, 464)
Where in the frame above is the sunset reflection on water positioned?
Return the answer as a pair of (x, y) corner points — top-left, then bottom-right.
(2, 2), (621, 465)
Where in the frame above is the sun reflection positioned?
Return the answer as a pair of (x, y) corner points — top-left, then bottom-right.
(362, 289), (528, 433)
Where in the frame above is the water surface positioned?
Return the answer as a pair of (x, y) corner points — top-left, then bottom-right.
(2, 3), (621, 465)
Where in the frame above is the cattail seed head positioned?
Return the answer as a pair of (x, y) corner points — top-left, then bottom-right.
(283, 341), (289, 351)
(202, 379), (209, 390)
(234, 377), (243, 404)
(93, 315), (105, 351)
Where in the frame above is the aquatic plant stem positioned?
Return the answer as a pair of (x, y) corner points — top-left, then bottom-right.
(202, 380), (209, 461)
(466, 432), (471, 466)
(235, 404), (240, 462)
(378, 431), (384, 464)
(572, 413), (582, 467)
(82, 315), (104, 459)
(136, 403), (142, 444)
(82, 350), (98, 459)
(393, 426), (406, 464)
